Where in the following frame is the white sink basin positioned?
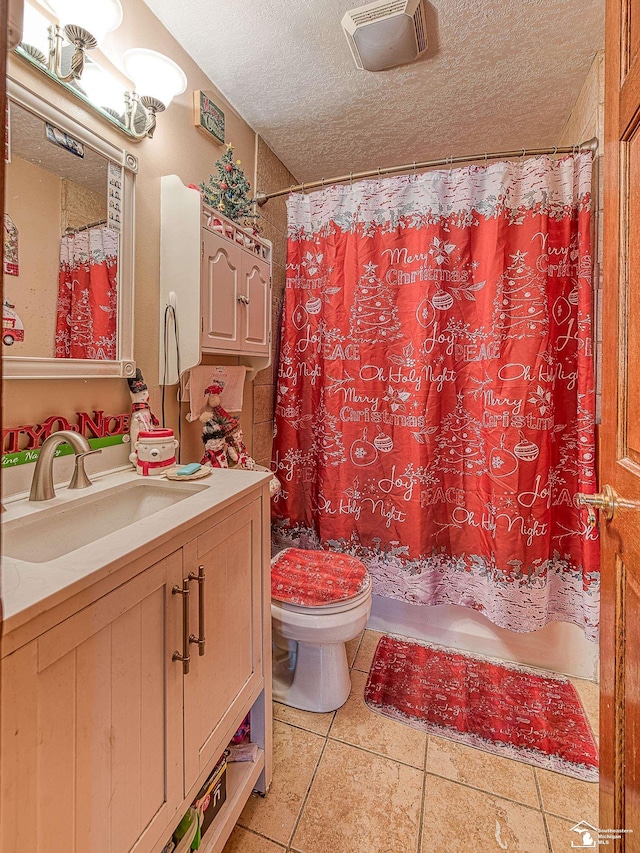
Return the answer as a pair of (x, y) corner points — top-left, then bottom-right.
(3, 479), (208, 563)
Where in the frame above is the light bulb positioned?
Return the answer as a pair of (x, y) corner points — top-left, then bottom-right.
(46, 0), (123, 42)
(122, 48), (187, 108)
(80, 62), (126, 114)
(21, 2), (51, 57)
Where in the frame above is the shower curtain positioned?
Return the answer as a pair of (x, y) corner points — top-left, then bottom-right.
(55, 226), (118, 360)
(272, 153), (600, 640)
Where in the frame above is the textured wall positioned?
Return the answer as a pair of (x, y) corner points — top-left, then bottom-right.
(250, 136), (297, 468)
(558, 51), (604, 422)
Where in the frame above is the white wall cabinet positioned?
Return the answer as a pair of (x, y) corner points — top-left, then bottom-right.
(160, 175), (272, 385)
(1, 482), (272, 853)
(200, 230), (270, 356)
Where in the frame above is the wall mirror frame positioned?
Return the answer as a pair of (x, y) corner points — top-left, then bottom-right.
(4, 76), (137, 380)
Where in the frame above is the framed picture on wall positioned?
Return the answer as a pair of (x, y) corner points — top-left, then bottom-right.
(194, 90), (225, 145)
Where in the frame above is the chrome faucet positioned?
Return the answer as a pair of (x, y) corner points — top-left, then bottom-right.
(29, 430), (102, 501)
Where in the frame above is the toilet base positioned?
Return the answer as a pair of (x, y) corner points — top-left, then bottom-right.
(272, 640), (351, 713)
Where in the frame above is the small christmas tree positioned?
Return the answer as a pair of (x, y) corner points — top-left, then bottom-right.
(350, 262), (401, 343)
(493, 250), (548, 339)
(200, 143), (258, 226)
(433, 394), (487, 474)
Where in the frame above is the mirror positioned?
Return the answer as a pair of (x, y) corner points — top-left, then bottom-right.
(3, 78), (136, 379)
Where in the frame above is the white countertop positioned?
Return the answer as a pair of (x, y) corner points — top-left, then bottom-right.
(1, 466), (272, 640)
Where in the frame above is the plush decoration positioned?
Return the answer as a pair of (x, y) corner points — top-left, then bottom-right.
(127, 368), (159, 453)
(201, 419), (229, 468)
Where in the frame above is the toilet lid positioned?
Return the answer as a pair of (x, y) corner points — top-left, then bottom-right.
(271, 548), (369, 608)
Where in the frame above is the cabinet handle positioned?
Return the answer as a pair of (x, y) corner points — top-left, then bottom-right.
(237, 294), (250, 305)
(188, 564), (206, 656)
(172, 579), (191, 675)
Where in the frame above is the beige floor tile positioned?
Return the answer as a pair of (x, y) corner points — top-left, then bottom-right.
(545, 813), (594, 853)
(352, 629), (384, 672)
(291, 739), (422, 853)
(345, 630), (363, 667)
(330, 669), (426, 768)
(569, 677), (600, 739)
(221, 826), (286, 853)
(536, 767), (599, 825)
(238, 721), (324, 845)
(272, 701), (335, 737)
(421, 774), (548, 853)
(426, 735), (539, 807)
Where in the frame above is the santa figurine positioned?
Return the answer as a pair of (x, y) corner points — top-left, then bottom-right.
(127, 369), (159, 449)
(201, 420), (229, 468)
(226, 425), (256, 470)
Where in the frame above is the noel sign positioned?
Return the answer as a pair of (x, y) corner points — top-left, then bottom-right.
(2, 410), (129, 466)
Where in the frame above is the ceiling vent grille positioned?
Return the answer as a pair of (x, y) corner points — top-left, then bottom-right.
(341, 0), (429, 72)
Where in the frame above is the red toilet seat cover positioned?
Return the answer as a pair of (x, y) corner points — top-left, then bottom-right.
(271, 548), (369, 607)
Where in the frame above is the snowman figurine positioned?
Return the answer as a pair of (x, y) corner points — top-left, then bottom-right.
(127, 369), (159, 450)
(201, 419), (229, 468)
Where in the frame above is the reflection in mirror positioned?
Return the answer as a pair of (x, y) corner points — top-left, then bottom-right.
(3, 99), (121, 360)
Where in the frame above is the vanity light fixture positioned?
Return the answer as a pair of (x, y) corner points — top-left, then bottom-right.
(122, 48), (187, 139)
(44, 0), (123, 81)
(16, 1), (187, 140)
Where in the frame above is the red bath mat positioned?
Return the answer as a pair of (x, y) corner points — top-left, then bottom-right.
(364, 635), (598, 781)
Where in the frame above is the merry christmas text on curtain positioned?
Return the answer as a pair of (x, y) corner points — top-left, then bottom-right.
(272, 153), (599, 640)
(55, 226), (118, 360)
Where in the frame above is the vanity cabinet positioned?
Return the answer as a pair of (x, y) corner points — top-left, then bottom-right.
(1, 552), (185, 853)
(159, 175), (272, 386)
(0, 478), (272, 853)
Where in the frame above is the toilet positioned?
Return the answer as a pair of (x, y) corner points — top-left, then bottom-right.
(271, 547), (372, 713)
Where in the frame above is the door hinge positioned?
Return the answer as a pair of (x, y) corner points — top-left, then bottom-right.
(201, 241), (204, 260)
(201, 316), (204, 333)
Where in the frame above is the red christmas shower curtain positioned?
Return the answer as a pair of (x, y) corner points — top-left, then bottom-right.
(55, 226), (118, 360)
(272, 153), (599, 640)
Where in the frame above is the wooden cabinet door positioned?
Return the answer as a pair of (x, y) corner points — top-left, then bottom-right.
(600, 0), (640, 844)
(240, 254), (271, 355)
(0, 552), (184, 853)
(201, 229), (242, 351)
(182, 499), (264, 793)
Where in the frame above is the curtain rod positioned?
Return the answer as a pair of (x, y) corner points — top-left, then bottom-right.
(63, 218), (107, 235)
(253, 137), (599, 206)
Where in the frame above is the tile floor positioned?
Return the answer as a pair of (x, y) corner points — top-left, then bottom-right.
(223, 630), (599, 853)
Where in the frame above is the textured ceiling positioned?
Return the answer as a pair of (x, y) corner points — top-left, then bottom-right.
(10, 100), (108, 193)
(143, 0), (604, 184)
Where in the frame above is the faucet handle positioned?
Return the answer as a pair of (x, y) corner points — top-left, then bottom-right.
(69, 449), (102, 490)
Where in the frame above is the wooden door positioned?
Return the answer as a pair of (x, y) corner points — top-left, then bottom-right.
(240, 254), (271, 355)
(201, 229), (242, 351)
(600, 0), (640, 844)
(182, 499), (263, 795)
(0, 553), (184, 853)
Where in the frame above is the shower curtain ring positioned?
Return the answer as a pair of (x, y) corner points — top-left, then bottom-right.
(349, 172), (353, 185)
(413, 161), (417, 174)
(377, 166), (382, 178)
(552, 146), (558, 157)
(484, 152), (488, 165)
(521, 147), (526, 161)
(301, 182), (305, 193)
(321, 177), (325, 187)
